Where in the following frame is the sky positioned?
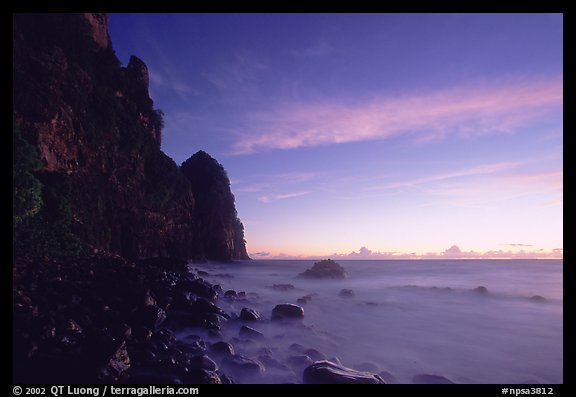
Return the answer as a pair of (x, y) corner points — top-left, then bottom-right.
(108, 13), (563, 259)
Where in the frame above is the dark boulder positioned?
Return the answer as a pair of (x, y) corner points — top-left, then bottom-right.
(472, 286), (488, 294)
(239, 325), (264, 339)
(303, 361), (385, 384)
(209, 341), (235, 357)
(298, 260), (347, 279)
(240, 308), (261, 322)
(339, 289), (355, 298)
(188, 355), (218, 372)
(223, 354), (265, 376)
(271, 304), (304, 320)
(181, 279), (218, 301)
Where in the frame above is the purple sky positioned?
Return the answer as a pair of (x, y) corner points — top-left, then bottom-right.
(108, 13), (563, 259)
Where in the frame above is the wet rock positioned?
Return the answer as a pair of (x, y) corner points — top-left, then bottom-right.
(190, 298), (229, 319)
(339, 289), (355, 298)
(413, 374), (455, 384)
(298, 259), (347, 279)
(180, 279), (218, 301)
(240, 307), (261, 322)
(303, 361), (385, 384)
(223, 354), (265, 376)
(272, 304), (304, 320)
(209, 341), (235, 357)
(239, 325), (264, 339)
(188, 355), (218, 372)
(224, 290), (237, 299)
(472, 286), (488, 294)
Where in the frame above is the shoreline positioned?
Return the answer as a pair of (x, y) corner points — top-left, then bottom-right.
(13, 254), (385, 384)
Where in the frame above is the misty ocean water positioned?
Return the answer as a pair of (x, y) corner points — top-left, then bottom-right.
(189, 260), (562, 384)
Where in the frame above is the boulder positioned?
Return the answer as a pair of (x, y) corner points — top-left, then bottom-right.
(339, 289), (355, 298)
(240, 308), (261, 322)
(209, 341), (235, 357)
(271, 304), (304, 320)
(303, 361), (385, 384)
(298, 260), (347, 279)
(239, 325), (264, 339)
(223, 354), (265, 376)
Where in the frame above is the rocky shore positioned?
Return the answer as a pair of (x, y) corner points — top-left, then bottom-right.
(13, 254), (389, 384)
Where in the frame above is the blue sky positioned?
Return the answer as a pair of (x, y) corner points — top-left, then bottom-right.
(108, 13), (563, 259)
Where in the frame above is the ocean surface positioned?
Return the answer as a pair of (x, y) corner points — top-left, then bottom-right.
(189, 259), (563, 384)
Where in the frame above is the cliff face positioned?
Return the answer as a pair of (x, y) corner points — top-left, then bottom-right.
(13, 13), (249, 261)
(181, 151), (250, 261)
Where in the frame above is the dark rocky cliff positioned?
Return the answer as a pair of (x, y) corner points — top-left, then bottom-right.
(13, 13), (249, 261)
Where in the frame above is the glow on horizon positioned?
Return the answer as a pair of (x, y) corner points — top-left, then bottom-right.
(108, 13), (563, 260)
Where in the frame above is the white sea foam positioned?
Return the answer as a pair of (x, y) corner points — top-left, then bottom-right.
(189, 259), (563, 384)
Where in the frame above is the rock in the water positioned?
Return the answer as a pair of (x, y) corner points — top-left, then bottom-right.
(240, 307), (261, 322)
(188, 355), (219, 372)
(413, 374), (454, 384)
(181, 279), (218, 301)
(223, 355), (265, 376)
(339, 289), (355, 298)
(298, 259), (347, 279)
(271, 304), (304, 320)
(472, 286), (488, 294)
(239, 325), (264, 339)
(303, 361), (385, 384)
(209, 341), (235, 357)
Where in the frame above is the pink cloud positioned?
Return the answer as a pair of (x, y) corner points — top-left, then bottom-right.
(258, 191), (311, 203)
(232, 78), (562, 154)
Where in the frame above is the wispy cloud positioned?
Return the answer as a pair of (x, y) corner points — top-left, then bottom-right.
(370, 162), (520, 191)
(290, 38), (334, 58)
(149, 69), (201, 97)
(232, 78), (562, 154)
(258, 191), (311, 203)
